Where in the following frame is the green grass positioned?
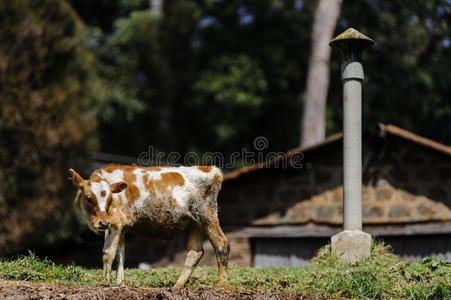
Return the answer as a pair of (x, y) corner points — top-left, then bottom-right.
(0, 243), (450, 299)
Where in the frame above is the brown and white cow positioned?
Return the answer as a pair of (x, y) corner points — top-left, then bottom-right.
(69, 164), (229, 288)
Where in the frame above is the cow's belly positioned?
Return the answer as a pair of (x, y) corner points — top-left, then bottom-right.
(127, 197), (192, 240)
(127, 215), (191, 240)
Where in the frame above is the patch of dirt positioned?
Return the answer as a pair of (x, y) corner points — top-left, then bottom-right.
(0, 280), (345, 300)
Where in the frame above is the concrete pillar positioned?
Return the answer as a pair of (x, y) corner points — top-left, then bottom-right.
(329, 28), (374, 263)
(343, 61), (363, 230)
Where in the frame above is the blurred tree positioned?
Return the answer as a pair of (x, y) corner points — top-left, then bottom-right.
(300, 0), (342, 148)
(191, 54), (267, 152)
(70, 0), (451, 165)
(190, 0), (315, 155)
(76, 0), (315, 158)
(0, 0), (103, 254)
(93, 0), (202, 155)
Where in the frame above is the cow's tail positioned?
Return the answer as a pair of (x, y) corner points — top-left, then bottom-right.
(210, 166), (223, 196)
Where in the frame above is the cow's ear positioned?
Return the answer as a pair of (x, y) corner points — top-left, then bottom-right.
(69, 169), (85, 189)
(110, 181), (127, 193)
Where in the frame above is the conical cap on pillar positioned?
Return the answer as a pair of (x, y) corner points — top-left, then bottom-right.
(330, 28), (374, 61)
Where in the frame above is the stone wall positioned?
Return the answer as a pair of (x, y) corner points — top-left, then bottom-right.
(218, 136), (451, 226)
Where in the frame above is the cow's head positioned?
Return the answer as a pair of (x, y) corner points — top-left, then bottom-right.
(69, 169), (127, 233)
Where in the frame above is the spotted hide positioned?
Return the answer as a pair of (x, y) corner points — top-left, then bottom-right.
(69, 164), (229, 288)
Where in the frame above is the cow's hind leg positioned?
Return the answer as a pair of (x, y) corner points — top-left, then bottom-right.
(205, 213), (230, 286)
(173, 223), (204, 289)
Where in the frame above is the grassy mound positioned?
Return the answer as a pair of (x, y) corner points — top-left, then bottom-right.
(0, 243), (449, 299)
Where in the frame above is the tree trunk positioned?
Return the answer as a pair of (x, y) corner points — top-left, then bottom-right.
(300, 0), (342, 148)
(150, 0), (163, 17)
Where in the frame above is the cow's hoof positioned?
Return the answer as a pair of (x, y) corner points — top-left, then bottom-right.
(116, 280), (125, 287)
(172, 283), (184, 289)
(217, 278), (227, 288)
(101, 279), (111, 287)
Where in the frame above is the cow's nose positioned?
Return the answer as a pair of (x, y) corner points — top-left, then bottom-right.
(97, 221), (110, 230)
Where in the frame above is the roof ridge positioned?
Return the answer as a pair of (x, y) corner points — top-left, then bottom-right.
(380, 123), (451, 156)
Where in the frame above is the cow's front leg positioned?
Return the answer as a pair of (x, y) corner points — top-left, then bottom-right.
(102, 226), (122, 284)
(115, 231), (125, 285)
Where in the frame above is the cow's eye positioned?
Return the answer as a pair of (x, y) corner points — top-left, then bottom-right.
(85, 196), (94, 205)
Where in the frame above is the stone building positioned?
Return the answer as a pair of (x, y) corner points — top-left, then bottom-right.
(216, 123), (451, 267)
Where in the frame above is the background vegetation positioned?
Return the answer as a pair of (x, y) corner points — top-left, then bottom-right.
(0, 0), (450, 254)
(0, 0), (102, 254)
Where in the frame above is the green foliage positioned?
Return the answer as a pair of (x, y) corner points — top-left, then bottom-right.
(0, 0), (103, 253)
(70, 0), (451, 156)
(96, 10), (158, 122)
(92, 2), (203, 153)
(0, 243), (449, 299)
(306, 243), (451, 299)
(81, 0), (313, 156)
(194, 55), (266, 107)
(0, 252), (88, 284)
(192, 54), (267, 144)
